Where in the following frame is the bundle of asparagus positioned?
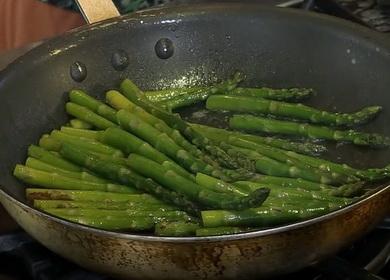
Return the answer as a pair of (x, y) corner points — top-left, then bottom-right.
(12, 73), (389, 237)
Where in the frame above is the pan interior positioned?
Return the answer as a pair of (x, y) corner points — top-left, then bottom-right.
(1, 4), (390, 208)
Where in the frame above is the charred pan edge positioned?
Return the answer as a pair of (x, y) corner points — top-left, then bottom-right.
(1, 183), (389, 242)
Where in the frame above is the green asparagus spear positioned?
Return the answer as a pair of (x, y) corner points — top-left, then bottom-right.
(66, 102), (116, 129)
(39, 135), (62, 151)
(144, 87), (203, 103)
(127, 153), (270, 210)
(227, 137), (358, 183)
(97, 127), (193, 180)
(251, 175), (333, 190)
(195, 173), (248, 196)
(28, 145), (81, 172)
(148, 72), (243, 109)
(201, 207), (302, 228)
(69, 89), (118, 123)
(107, 90), (250, 181)
(33, 200), (177, 211)
(49, 130), (124, 157)
(224, 144), (344, 185)
(245, 175), (364, 198)
(60, 127), (99, 140)
(232, 181), (353, 202)
(69, 119), (93, 129)
(119, 78), (257, 174)
(191, 123), (326, 156)
(155, 221), (200, 236)
(26, 157), (107, 184)
(26, 188), (161, 203)
(14, 165), (137, 193)
(229, 115), (390, 147)
(47, 210), (155, 231)
(46, 208), (192, 222)
(207, 95), (382, 127)
(144, 85), (313, 103)
(162, 83), (315, 111)
(59, 143), (202, 215)
(229, 87), (314, 101)
(116, 109), (231, 179)
(159, 90), (210, 111)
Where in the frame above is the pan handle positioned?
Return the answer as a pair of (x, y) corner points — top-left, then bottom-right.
(74, 0), (120, 24)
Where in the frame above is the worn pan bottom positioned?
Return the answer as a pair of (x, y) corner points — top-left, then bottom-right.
(1, 186), (389, 280)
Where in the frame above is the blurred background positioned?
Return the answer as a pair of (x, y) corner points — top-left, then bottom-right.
(1, 0), (390, 54)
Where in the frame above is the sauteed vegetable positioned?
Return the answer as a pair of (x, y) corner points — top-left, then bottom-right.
(13, 73), (390, 236)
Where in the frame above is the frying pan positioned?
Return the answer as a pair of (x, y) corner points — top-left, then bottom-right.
(0, 1), (390, 279)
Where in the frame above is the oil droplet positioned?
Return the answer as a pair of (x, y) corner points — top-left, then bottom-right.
(70, 61), (87, 82)
(155, 38), (174, 59)
(111, 49), (129, 71)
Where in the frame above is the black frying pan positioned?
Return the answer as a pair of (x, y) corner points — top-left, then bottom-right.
(0, 2), (389, 279)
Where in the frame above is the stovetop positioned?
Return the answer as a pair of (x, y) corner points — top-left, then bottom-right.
(0, 1), (390, 279)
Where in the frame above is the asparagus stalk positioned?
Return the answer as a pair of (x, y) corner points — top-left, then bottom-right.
(233, 181), (353, 202)
(207, 95), (382, 127)
(119, 79), (257, 173)
(33, 200), (177, 211)
(162, 83), (314, 111)
(14, 165), (137, 193)
(26, 188), (161, 203)
(116, 109), (230, 179)
(227, 137), (359, 183)
(60, 127), (99, 140)
(229, 115), (390, 147)
(144, 86), (313, 103)
(28, 145), (81, 172)
(45, 208), (192, 222)
(26, 157), (107, 184)
(144, 72), (244, 106)
(127, 153), (270, 210)
(107, 90), (251, 181)
(98, 127), (193, 180)
(201, 207), (303, 228)
(59, 143), (202, 215)
(39, 135), (62, 151)
(249, 175), (334, 191)
(283, 150), (388, 182)
(229, 87), (314, 101)
(195, 173), (249, 196)
(46, 210), (156, 231)
(244, 175), (363, 198)
(66, 102), (116, 129)
(224, 144), (345, 185)
(159, 90), (210, 111)
(155, 221), (200, 236)
(49, 130), (124, 157)
(191, 123), (327, 156)
(69, 89), (118, 123)
(69, 119), (93, 129)
(73, 89), (231, 179)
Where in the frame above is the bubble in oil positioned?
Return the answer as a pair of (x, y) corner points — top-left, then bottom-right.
(70, 61), (87, 82)
(111, 49), (129, 71)
(155, 38), (174, 59)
